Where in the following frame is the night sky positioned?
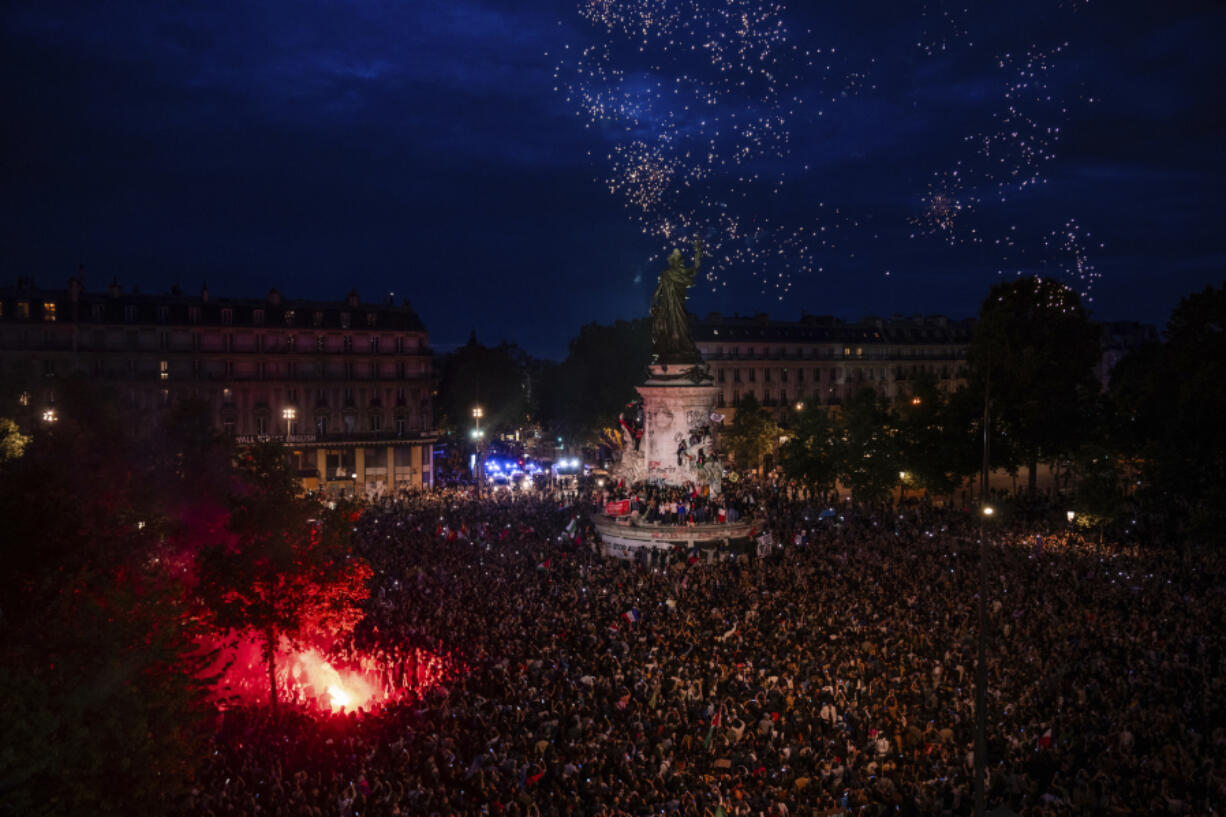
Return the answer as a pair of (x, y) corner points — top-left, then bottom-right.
(3, 0), (1223, 358)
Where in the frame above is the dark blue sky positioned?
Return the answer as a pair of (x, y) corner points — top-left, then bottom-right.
(3, 0), (1223, 358)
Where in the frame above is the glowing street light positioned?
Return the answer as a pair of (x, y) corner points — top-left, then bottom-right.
(1067, 510), (1076, 523)
(41, 408), (57, 423)
(982, 505), (995, 517)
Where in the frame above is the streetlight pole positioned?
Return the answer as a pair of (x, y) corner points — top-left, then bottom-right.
(472, 406), (484, 499)
(975, 360), (991, 817)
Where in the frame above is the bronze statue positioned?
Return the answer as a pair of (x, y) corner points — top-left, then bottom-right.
(649, 239), (703, 363)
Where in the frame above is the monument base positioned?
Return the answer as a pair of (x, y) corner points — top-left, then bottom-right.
(590, 514), (758, 561)
(613, 362), (722, 488)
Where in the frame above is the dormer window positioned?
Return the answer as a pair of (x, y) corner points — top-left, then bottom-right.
(221, 308), (233, 325)
(253, 309), (265, 325)
(340, 312), (351, 329)
(43, 302), (57, 321)
(284, 309), (296, 326)
(366, 312), (377, 327)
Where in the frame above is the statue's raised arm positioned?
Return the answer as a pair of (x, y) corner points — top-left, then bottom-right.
(649, 240), (704, 364)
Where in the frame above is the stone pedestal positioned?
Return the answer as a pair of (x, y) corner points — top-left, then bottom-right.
(615, 362), (722, 489)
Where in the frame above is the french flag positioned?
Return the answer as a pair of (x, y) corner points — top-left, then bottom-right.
(687, 546), (701, 565)
(622, 608), (640, 624)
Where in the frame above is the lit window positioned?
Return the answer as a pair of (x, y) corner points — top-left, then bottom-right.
(284, 309), (296, 326)
(160, 360), (169, 381)
(43, 302), (57, 321)
(17, 301), (30, 319)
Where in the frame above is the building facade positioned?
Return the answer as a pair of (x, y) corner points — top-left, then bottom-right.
(0, 276), (437, 496)
(693, 312), (973, 419)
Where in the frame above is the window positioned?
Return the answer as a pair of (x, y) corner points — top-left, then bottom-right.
(396, 417), (406, 436)
(189, 306), (200, 324)
(316, 415), (328, 435)
(316, 335), (326, 352)
(258, 361), (268, 380)
(255, 416), (268, 435)
(253, 309), (265, 325)
(344, 361), (354, 380)
(223, 418), (235, 435)
(782, 368), (789, 383)
(764, 369), (772, 383)
(160, 360), (169, 381)
(748, 369), (756, 382)
(366, 312), (377, 327)
(192, 332), (202, 351)
(797, 368), (804, 383)
(343, 335), (353, 352)
(224, 360), (234, 378)
(369, 336), (379, 353)
(284, 309), (296, 326)
(43, 302), (57, 321)
(396, 387), (406, 405)
(717, 369), (725, 383)
(313, 311), (324, 327)
(733, 389), (740, 406)
(286, 334), (296, 352)
(370, 414), (382, 432)
(221, 308), (233, 325)
(764, 388), (772, 402)
(340, 312), (351, 329)
(343, 414), (356, 433)
(18, 391), (30, 406)
(124, 305), (137, 322)
(43, 359), (55, 377)
(157, 306), (169, 323)
(395, 336), (405, 353)
(856, 347), (863, 358)
(17, 301), (30, 319)
(344, 387), (354, 406)
(733, 368), (741, 383)
(223, 388), (234, 404)
(92, 304), (104, 321)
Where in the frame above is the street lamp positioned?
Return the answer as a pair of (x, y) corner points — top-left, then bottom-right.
(282, 406), (297, 435)
(472, 406), (485, 498)
(898, 470), (908, 508)
(1066, 510), (1076, 524)
(41, 408), (57, 423)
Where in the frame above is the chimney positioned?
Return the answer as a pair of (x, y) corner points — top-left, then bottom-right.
(268, 287), (281, 305)
(69, 276), (83, 303)
(109, 278), (121, 298)
(346, 289), (360, 308)
(201, 282), (209, 303)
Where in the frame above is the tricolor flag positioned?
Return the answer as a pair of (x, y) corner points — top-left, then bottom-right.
(563, 517), (579, 538)
(704, 705), (723, 750)
(622, 608), (640, 624)
(1038, 727), (1053, 749)
(687, 546), (701, 565)
(536, 558), (552, 572)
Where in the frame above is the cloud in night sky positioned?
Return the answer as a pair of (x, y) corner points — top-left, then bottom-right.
(1, 0), (1223, 357)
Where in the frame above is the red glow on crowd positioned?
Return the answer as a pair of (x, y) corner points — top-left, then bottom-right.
(208, 633), (459, 713)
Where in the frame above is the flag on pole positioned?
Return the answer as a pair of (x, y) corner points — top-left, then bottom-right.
(564, 517), (578, 538)
(622, 608), (640, 624)
(704, 705), (722, 750)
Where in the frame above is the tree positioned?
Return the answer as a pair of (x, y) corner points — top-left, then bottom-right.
(721, 393), (781, 475)
(0, 376), (216, 816)
(968, 276), (1100, 494)
(435, 333), (533, 434)
(895, 374), (978, 502)
(1108, 282), (1226, 542)
(196, 443), (372, 707)
(778, 402), (839, 500)
(835, 387), (901, 505)
(538, 318), (653, 443)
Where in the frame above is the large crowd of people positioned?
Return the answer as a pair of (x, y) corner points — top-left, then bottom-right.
(184, 482), (1226, 817)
